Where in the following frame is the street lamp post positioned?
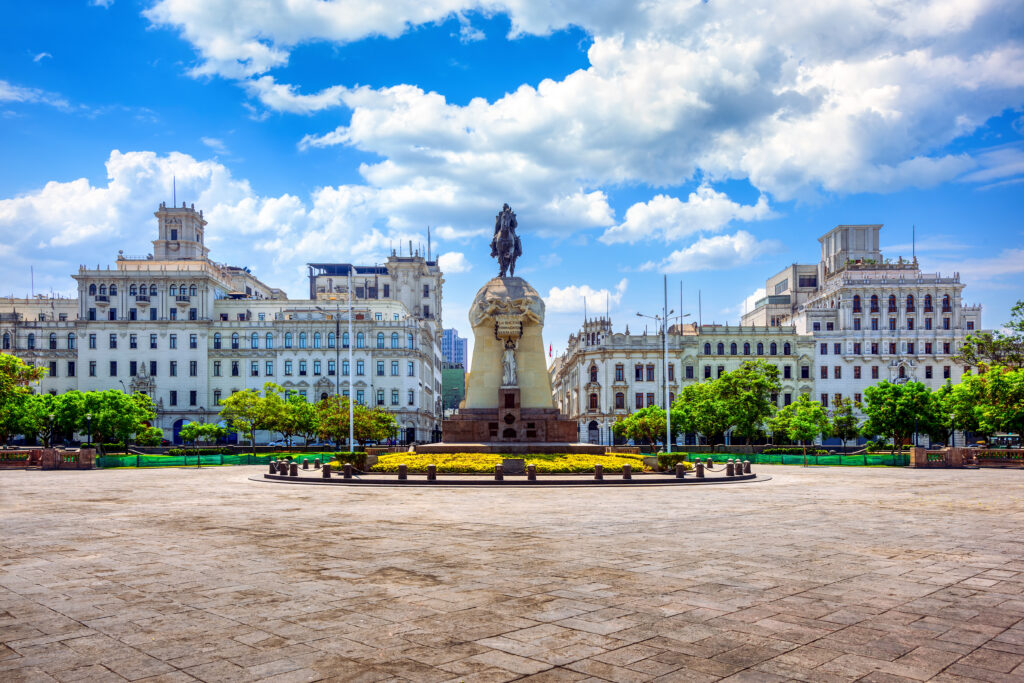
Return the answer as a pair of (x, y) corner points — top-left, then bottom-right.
(638, 277), (691, 455)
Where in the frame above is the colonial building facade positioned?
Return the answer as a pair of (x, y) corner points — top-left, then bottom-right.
(552, 224), (982, 446)
(0, 203), (445, 444)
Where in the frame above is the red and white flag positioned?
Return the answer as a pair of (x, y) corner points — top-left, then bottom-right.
(549, 344), (553, 357)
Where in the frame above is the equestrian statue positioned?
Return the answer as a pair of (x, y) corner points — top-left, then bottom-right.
(490, 203), (522, 278)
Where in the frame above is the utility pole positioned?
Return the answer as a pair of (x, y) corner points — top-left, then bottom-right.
(347, 271), (354, 451)
(663, 275), (671, 455)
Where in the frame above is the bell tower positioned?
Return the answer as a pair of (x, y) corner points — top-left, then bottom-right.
(153, 202), (209, 261)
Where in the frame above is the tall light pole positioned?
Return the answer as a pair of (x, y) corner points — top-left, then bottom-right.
(347, 271), (354, 451)
(639, 277), (691, 455)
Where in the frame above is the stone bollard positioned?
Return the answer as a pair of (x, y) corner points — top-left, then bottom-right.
(322, 463), (331, 478)
(302, 458), (309, 470)
(277, 460), (289, 475)
(594, 464), (604, 480)
(726, 460), (735, 476)
(622, 464), (632, 480)
(695, 461), (705, 478)
(398, 464), (407, 480)
(494, 463), (504, 481)
(675, 462), (686, 479)
(743, 460), (751, 474)
(343, 463), (353, 479)
(705, 457), (713, 468)
(426, 464), (437, 481)
(269, 460), (278, 474)
(289, 462), (299, 477)
(313, 458), (320, 469)
(527, 463), (537, 481)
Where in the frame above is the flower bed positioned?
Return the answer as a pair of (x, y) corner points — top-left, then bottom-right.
(370, 452), (654, 474)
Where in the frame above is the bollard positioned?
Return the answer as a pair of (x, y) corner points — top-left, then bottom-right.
(313, 458), (321, 469)
(695, 461), (705, 478)
(302, 458), (309, 470)
(494, 463), (504, 481)
(289, 462), (299, 477)
(343, 463), (353, 479)
(277, 460), (289, 475)
(426, 464), (436, 481)
(269, 460), (278, 475)
(322, 463), (331, 478)
(705, 457), (713, 468)
(398, 464), (407, 480)
(743, 460), (751, 474)
(622, 464), (632, 480)
(675, 462), (686, 479)
(594, 464), (603, 480)
(527, 463), (537, 481)
(726, 460), (735, 476)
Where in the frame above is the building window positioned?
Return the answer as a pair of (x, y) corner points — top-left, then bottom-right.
(230, 333), (240, 350)
(356, 332), (365, 348)
(871, 342), (879, 355)
(169, 390), (177, 407)
(299, 332), (307, 349)
(169, 360), (178, 377)
(967, 320), (974, 330)
(342, 360), (349, 376)
(889, 342), (897, 354)
(743, 342), (750, 356)
(943, 366), (951, 379)
(249, 361), (259, 377)
(717, 365), (724, 378)
(668, 364), (675, 381)
(646, 364), (655, 381)
(299, 360), (307, 376)
(889, 318), (897, 330)
(871, 365), (879, 379)
(853, 342), (861, 355)
(704, 366), (711, 379)
(870, 295), (879, 313)
(169, 334), (177, 349)
(942, 295), (951, 313)
(801, 365), (809, 379)
(943, 342), (951, 354)
(820, 393), (828, 407)
(589, 393), (598, 410)
(906, 295), (915, 312)
(169, 309), (176, 321)
(614, 364), (624, 381)
(191, 334), (199, 349)
(589, 365), (598, 383)
(635, 393), (643, 409)
(391, 389), (399, 406)
(852, 295), (862, 312)
(834, 366), (841, 379)
(391, 360), (399, 376)
(408, 361), (415, 377)
(925, 342), (933, 354)
(771, 342), (779, 356)
(213, 333), (221, 349)
(820, 366), (828, 380)
(704, 343), (711, 355)
(853, 318), (861, 330)
(645, 392), (655, 407)
(887, 295), (896, 312)
(326, 360), (335, 376)
(284, 360), (293, 376)
(266, 333), (274, 349)
(231, 361), (239, 377)
(89, 361), (96, 377)
(717, 342), (725, 355)
(907, 342), (915, 355)
(635, 364), (643, 381)
(106, 333), (116, 349)
(376, 333), (385, 349)
(755, 342), (763, 355)
(408, 389), (415, 406)
(813, 322), (821, 331)
(391, 332), (399, 348)
(189, 360), (198, 377)
(408, 332), (415, 348)
(820, 343), (827, 355)
(685, 365), (694, 379)
(925, 366), (933, 379)
(284, 333), (292, 348)
(376, 361), (384, 376)
(149, 360), (157, 376)
(943, 317), (951, 330)
(1, 333), (9, 350)
(213, 361), (221, 377)
(356, 360), (365, 376)
(730, 342), (738, 355)
(833, 343), (841, 355)
(266, 361), (274, 375)
(853, 365), (861, 380)
(615, 392), (624, 409)
(109, 361), (117, 377)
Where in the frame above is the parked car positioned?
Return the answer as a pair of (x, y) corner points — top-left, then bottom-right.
(266, 440), (288, 447)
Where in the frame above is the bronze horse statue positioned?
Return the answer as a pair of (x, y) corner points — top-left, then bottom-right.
(490, 203), (522, 278)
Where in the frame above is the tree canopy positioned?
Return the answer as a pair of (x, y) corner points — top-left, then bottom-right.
(955, 299), (1024, 368)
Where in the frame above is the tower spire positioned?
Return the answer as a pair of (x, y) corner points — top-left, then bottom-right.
(172, 176), (176, 206)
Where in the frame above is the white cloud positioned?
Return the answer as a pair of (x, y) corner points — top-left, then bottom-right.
(437, 251), (472, 273)
(600, 185), (774, 245)
(33, 52), (52, 63)
(733, 287), (766, 317)
(930, 248), (1024, 286)
(201, 136), (228, 154)
(546, 278), (627, 313)
(659, 231), (782, 273)
(433, 225), (487, 241)
(0, 79), (69, 109)
(90, 0), (114, 7)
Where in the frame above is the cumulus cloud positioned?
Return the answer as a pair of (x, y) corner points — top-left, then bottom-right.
(437, 251), (472, 273)
(659, 231), (782, 273)
(600, 185), (774, 244)
(546, 278), (627, 313)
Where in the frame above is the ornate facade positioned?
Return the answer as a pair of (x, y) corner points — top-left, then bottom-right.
(0, 203), (445, 444)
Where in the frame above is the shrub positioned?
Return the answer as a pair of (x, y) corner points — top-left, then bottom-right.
(760, 447), (828, 455)
(656, 453), (695, 471)
(326, 452), (368, 470)
(100, 443), (127, 453)
(369, 452), (649, 474)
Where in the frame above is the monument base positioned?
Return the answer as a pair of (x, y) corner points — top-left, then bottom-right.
(442, 387), (578, 443)
(414, 442), (606, 455)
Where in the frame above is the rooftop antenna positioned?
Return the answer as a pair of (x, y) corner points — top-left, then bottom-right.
(606, 291), (609, 321)
(30, 266), (34, 298)
(173, 176), (176, 206)
(698, 289), (703, 328)
(912, 224), (916, 262)
(583, 295), (587, 324)
(427, 226), (431, 261)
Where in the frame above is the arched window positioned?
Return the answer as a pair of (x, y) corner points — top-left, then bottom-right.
(189, 284), (197, 296)
(129, 284), (137, 296)
(615, 392), (625, 409)
(783, 342), (791, 355)
(391, 332), (399, 348)
(407, 333), (415, 348)
(376, 333), (385, 349)
(342, 332), (350, 348)
(27, 333), (35, 349)
(231, 333), (240, 350)
(99, 285), (107, 296)
(888, 294), (896, 312)
(899, 366), (907, 379)
(179, 283), (186, 295)
(704, 343), (711, 355)
(743, 342), (750, 355)
(321, 393), (328, 401)
(2, 333), (9, 349)
(169, 285), (177, 296)
(88, 284), (97, 295)
(924, 294), (933, 312)
(906, 295), (915, 312)
(213, 333), (221, 349)
(770, 342), (778, 356)
(149, 284), (157, 296)
(589, 393), (599, 410)
(299, 332), (307, 348)
(265, 333), (274, 349)
(730, 342), (738, 355)
(589, 365), (598, 383)
(356, 332), (365, 348)
(717, 342), (724, 355)
(284, 333), (293, 348)
(251, 332), (259, 349)
(942, 295), (951, 312)
(109, 284), (117, 295)
(327, 332), (336, 349)
(757, 342), (764, 355)
(852, 294), (861, 312)
(49, 333), (57, 349)
(313, 332), (321, 349)
(67, 333), (75, 350)
(870, 294), (879, 312)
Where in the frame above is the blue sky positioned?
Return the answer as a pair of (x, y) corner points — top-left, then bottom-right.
(1, 0), (1022, 361)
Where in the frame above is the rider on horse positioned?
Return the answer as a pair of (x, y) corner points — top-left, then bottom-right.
(490, 203), (522, 278)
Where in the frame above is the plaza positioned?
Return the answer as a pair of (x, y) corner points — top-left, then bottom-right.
(3, 466), (1024, 681)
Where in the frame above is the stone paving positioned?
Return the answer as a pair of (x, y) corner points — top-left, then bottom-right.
(2, 465), (1024, 682)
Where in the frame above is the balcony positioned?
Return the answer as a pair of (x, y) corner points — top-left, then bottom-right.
(175, 295), (191, 306)
(135, 294), (150, 304)
(94, 295), (109, 305)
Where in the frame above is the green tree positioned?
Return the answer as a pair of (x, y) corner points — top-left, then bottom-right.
(954, 366), (1024, 439)
(830, 397), (860, 450)
(955, 300), (1024, 368)
(611, 405), (681, 447)
(860, 381), (937, 454)
(316, 395), (352, 448)
(78, 390), (157, 451)
(0, 353), (46, 444)
(768, 393), (829, 459)
(20, 392), (61, 447)
(287, 395), (319, 445)
(178, 421), (227, 446)
(219, 383), (279, 456)
(673, 381), (731, 446)
(363, 407), (399, 445)
(719, 360), (781, 443)
(136, 426), (164, 446)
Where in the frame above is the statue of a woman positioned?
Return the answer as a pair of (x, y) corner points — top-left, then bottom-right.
(502, 340), (518, 386)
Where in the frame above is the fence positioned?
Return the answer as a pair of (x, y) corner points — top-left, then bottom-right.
(98, 453), (314, 468)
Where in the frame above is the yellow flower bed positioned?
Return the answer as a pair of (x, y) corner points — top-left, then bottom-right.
(370, 452), (651, 474)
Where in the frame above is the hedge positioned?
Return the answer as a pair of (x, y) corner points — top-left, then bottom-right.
(656, 453), (696, 470)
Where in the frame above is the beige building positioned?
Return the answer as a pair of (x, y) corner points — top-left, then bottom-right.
(0, 202), (445, 444)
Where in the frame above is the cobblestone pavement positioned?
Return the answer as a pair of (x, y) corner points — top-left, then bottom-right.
(2, 466), (1024, 682)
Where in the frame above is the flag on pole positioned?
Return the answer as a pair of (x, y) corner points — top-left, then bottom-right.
(549, 344), (553, 357)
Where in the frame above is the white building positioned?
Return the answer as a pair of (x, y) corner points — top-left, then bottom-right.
(0, 202), (445, 444)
